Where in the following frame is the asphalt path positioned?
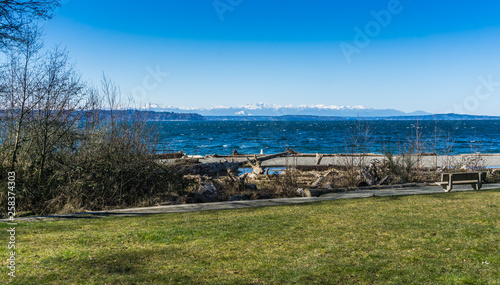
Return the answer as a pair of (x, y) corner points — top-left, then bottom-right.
(5, 183), (500, 222)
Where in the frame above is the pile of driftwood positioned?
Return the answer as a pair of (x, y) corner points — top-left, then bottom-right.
(183, 149), (298, 177)
(308, 159), (390, 189)
(173, 149), (395, 202)
(180, 149), (309, 201)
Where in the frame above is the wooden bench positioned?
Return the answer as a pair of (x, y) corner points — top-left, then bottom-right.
(436, 172), (486, 192)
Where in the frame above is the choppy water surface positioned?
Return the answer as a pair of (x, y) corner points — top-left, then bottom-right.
(151, 120), (500, 155)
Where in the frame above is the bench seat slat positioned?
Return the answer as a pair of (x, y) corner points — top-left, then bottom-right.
(448, 180), (480, 184)
(436, 180), (478, 185)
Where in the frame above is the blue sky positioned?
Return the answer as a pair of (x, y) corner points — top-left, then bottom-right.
(42, 0), (500, 115)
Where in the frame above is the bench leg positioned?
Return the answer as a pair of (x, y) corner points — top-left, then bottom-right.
(446, 174), (453, 192)
(445, 185), (452, 192)
(471, 184), (477, 190)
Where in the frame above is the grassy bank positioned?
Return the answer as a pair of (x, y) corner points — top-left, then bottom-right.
(1, 190), (499, 284)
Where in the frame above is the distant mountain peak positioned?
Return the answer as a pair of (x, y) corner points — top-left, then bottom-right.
(141, 103), (428, 117)
(234, 102), (370, 111)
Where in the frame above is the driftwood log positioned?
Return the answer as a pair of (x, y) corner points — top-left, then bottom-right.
(227, 169), (249, 182)
(183, 149), (293, 177)
(311, 170), (335, 189)
(361, 159), (390, 186)
(315, 153), (324, 165)
(240, 152), (292, 178)
(244, 151), (291, 164)
(185, 149), (294, 178)
(184, 175), (219, 203)
(246, 154), (265, 178)
(184, 161), (240, 176)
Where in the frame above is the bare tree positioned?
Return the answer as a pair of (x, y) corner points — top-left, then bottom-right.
(100, 73), (122, 132)
(0, 22), (87, 179)
(0, 5), (190, 214)
(0, 0), (60, 47)
(0, 25), (45, 170)
(28, 46), (86, 181)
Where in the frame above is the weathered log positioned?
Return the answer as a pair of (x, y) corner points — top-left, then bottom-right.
(184, 161), (240, 176)
(265, 168), (271, 180)
(315, 153), (324, 165)
(227, 169), (248, 182)
(246, 154), (265, 178)
(239, 151), (290, 167)
(258, 152), (290, 162)
(296, 188), (312, 197)
(311, 170), (334, 189)
(295, 165), (332, 171)
(213, 149), (291, 160)
(184, 175), (219, 203)
(360, 159), (390, 186)
(199, 180), (217, 196)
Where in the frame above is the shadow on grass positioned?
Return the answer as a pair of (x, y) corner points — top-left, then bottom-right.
(20, 249), (134, 283)
(376, 195), (404, 201)
(17, 247), (226, 284)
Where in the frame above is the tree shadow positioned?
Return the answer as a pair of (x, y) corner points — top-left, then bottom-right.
(18, 246), (229, 284)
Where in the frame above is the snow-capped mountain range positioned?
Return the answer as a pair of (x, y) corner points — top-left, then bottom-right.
(141, 102), (429, 117)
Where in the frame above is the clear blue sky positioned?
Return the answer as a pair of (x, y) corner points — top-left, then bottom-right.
(42, 0), (500, 115)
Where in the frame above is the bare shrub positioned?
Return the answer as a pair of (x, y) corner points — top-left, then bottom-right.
(0, 46), (191, 214)
(342, 119), (372, 186)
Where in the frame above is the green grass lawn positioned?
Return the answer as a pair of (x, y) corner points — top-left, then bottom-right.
(1, 190), (499, 284)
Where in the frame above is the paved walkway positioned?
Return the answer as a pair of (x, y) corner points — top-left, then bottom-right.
(6, 183), (500, 222)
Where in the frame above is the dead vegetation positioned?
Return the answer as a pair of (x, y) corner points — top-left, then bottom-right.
(0, 37), (191, 215)
(170, 146), (498, 204)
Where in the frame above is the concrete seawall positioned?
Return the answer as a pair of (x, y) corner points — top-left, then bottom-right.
(165, 153), (500, 168)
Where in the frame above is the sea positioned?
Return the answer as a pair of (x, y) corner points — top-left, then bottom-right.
(152, 120), (500, 156)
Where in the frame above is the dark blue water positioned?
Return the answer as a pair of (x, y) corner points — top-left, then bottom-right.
(151, 120), (500, 155)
